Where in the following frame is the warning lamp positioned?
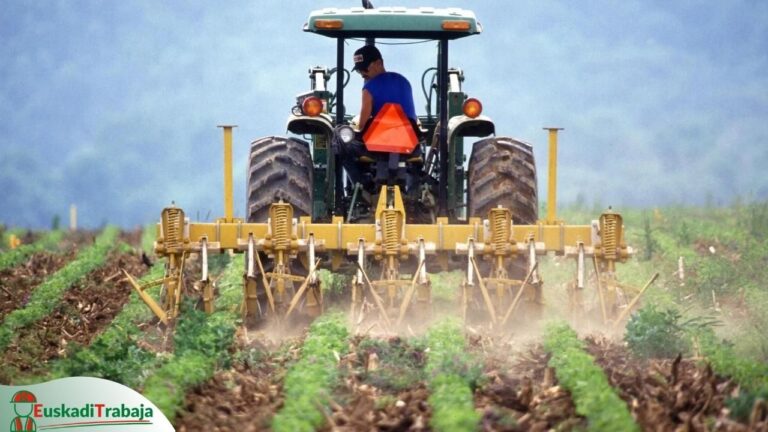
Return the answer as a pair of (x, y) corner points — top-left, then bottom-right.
(442, 20), (471, 31)
(314, 19), (344, 30)
(463, 98), (482, 118)
(302, 96), (324, 116)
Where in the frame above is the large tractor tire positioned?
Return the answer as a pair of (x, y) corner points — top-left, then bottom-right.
(468, 136), (538, 223)
(246, 136), (314, 322)
(247, 136), (313, 222)
(467, 137), (540, 325)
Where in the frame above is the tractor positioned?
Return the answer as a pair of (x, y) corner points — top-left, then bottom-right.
(126, 3), (645, 331)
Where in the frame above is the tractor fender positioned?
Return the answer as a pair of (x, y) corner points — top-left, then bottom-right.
(447, 115), (495, 143)
(286, 113), (335, 136)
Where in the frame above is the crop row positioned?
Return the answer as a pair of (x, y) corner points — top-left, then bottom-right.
(142, 254), (243, 422)
(44, 227), (159, 384)
(424, 318), (481, 432)
(0, 230), (64, 271)
(696, 330), (768, 420)
(49, 264), (165, 386)
(543, 322), (639, 431)
(0, 226), (119, 351)
(272, 312), (349, 432)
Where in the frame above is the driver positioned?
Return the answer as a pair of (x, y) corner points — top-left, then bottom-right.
(335, 45), (418, 191)
(352, 45), (417, 131)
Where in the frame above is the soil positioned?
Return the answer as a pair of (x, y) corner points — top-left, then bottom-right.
(584, 336), (765, 432)
(475, 343), (586, 432)
(175, 330), (294, 432)
(0, 250), (147, 381)
(0, 251), (76, 320)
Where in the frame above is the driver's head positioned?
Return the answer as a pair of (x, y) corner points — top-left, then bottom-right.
(353, 45), (384, 80)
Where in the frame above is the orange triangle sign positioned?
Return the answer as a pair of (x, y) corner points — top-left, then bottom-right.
(362, 103), (419, 154)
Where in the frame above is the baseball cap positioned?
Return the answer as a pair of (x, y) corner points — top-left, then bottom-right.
(352, 45), (382, 71)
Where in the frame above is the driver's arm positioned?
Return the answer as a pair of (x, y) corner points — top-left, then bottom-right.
(357, 89), (373, 131)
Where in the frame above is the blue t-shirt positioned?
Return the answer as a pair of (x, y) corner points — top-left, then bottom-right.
(363, 72), (416, 121)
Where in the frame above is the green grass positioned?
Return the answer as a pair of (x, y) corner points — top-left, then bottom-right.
(0, 226), (119, 351)
(544, 322), (639, 432)
(272, 312), (349, 432)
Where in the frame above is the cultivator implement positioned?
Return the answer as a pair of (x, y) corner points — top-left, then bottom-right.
(126, 128), (643, 329)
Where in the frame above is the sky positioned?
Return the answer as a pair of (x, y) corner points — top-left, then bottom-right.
(1, 0), (767, 228)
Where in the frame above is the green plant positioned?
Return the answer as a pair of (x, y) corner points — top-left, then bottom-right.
(318, 269), (349, 296)
(272, 312), (349, 432)
(544, 322), (639, 432)
(625, 305), (690, 359)
(424, 318), (481, 432)
(358, 337), (425, 392)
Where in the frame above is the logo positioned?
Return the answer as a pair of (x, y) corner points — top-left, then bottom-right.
(9, 391), (36, 432)
(2, 378), (173, 432)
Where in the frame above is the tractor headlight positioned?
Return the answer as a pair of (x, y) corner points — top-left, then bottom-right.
(338, 125), (355, 143)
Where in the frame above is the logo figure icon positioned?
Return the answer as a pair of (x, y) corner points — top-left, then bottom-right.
(9, 390), (36, 432)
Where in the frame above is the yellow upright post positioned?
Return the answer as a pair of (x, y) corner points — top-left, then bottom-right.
(218, 125), (237, 223)
(544, 127), (563, 225)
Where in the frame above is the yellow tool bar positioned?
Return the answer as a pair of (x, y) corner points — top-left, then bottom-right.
(159, 217), (595, 254)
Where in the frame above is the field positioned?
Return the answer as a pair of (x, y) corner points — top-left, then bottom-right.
(1, 202), (767, 431)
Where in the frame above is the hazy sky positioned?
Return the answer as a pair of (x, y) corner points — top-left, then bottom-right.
(1, 1), (766, 228)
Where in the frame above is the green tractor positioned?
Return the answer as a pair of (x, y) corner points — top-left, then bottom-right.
(247, 4), (538, 228)
(130, 3), (636, 329)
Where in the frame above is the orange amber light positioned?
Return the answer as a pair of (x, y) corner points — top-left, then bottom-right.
(442, 20), (471, 31)
(463, 98), (482, 118)
(302, 96), (324, 116)
(314, 19), (344, 29)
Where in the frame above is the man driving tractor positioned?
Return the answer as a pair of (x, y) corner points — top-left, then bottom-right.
(353, 44), (416, 130)
(337, 44), (420, 192)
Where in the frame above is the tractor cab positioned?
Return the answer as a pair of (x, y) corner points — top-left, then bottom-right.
(285, 5), (496, 223)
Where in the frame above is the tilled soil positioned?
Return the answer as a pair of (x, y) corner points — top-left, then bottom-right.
(323, 335), (432, 431)
(175, 331), (294, 432)
(0, 251), (76, 320)
(0, 251), (147, 381)
(476, 343), (586, 432)
(585, 336), (766, 432)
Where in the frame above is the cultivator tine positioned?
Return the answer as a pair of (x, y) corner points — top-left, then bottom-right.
(350, 239), (365, 321)
(576, 243), (586, 290)
(356, 262), (393, 332)
(414, 238), (431, 316)
(200, 238), (214, 314)
(501, 261), (539, 326)
(593, 255), (609, 325)
(285, 258), (322, 318)
(470, 255), (498, 325)
(123, 270), (169, 325)
(528, 239), (540, 285)
(612, 272), (659, 329)
(251, 234), (275, 315)
(396, 258), (426, 327)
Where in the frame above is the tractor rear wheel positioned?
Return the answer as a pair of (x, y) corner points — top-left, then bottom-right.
(247, 136), (313, 222)
(246, 136), (314, 321)
(467, 136), (538, 223)
(467, 136), (540, 324)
